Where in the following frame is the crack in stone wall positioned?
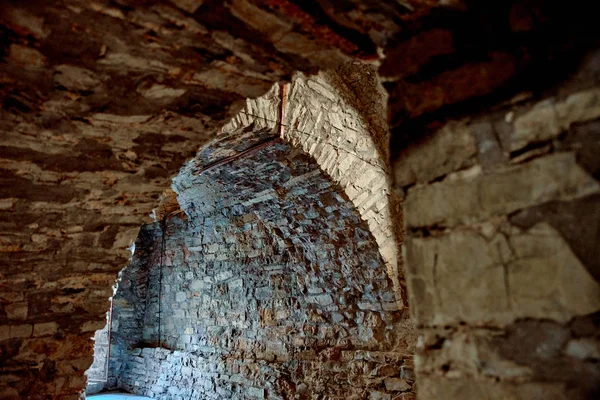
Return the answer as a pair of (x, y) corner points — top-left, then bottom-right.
(398, 50), (600, 399)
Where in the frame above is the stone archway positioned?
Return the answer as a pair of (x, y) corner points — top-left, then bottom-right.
(224, 65), (406, 309)
(102, 127), (416, 398)
(2, 1), (600, 399)
(0, 3), (380, 396)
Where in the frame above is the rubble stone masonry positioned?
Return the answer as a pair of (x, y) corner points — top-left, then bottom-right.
(1, 1), (599, 399)
(106, 129), (416, 399)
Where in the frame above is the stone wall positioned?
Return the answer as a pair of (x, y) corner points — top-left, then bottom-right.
(397, 51), (600, 399)
(85, 312), (110, 394)
(2, 1), (599, 398)
(107, 128), (415, 399)
(1, 1), (387, 396)
(100, 225), (163, 392)
(224, 66), (405, 308)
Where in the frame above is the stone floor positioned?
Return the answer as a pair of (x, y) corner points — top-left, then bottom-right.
(87, 394), (153, 400)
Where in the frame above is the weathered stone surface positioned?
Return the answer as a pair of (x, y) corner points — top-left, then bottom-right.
(511, 88), (600, 151)
(391, 52), (518, 119)
(417, 376), (569, 400)
(380, 29), (455, 80)
(404, 152), (599, 229)
(0, 0), (395, 395)
(225, 66), (405, 308)
(9, 324), (32, 339)
(401, 57), (600, 400)
(416, 316), (600, 399)
(393, 120), (477, 188)
(33, 322), (59, 337)
(385, 377), (412, 392)
(0, 0), (599, 398)
(565, 338), (600, 360)
(507, 223), (600, 322)
(4, 303), (28, 320)
(406, 230), (509, 326)
(105, 128), (415, 399)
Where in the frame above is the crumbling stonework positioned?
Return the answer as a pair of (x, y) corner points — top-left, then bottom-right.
(105, 128), (415, 399)
(398, 52), (600, 399)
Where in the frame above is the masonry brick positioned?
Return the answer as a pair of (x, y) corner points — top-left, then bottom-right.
(105, 128), (416, 399)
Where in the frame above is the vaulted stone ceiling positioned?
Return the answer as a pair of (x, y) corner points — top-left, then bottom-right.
(1, 0), (600, 399)
(100, 127), (414, 398)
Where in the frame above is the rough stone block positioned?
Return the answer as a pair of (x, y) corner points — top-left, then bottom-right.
(394, 120), (477, 187)
(33, 322), (59, 337)
(9, 324), (32, 338)
(406, 222), (600, 326)
(511, 88), (600, 151)
(405, 152), (599, 228)
(5, 302), (28, 320)
(564, 338), (600, 360)
(369, 391), (391, 400)
(417, 376), (568, 399)
(0, 325), (9, 341)
(384, 378), (411, 392)
(81, 320), (107, 332)
(246, 387), (265, 398)
(507, 223), (600, 323)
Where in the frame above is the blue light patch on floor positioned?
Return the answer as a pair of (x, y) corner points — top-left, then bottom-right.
(87, 394), (153, 400)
